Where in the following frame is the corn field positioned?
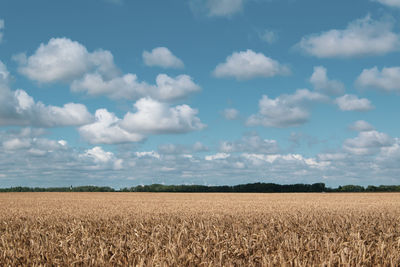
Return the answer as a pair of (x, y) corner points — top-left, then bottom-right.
(1, 192), (400, 266)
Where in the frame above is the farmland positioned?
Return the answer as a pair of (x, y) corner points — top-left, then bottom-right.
(1, 193), (400, 266)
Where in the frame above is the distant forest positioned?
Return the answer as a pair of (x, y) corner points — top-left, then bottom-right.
(1, 183), (400, 193)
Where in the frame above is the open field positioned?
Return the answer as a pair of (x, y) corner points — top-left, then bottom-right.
(1, 193), (400, 266)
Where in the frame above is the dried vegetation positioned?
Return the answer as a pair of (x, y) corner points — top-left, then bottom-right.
(1, 193), (400, 266)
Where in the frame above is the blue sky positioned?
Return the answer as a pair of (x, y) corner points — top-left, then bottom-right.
(0, 0), (400, 188)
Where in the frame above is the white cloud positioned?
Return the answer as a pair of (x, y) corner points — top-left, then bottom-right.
(1, 129), (69, 156)
(335, 94), (374, 111)
(356, 66), (400, 92)
(71, 73), (200, 101)
(35, 102), (93, 127)
(0, 61), (93, 127)
(317, 153), (347, 162)
(374, 0), (400, 8)
(205, 153), (230, 161)
(349, 120), (375, 132)
(78, 98), (205, 145)
(120, 98), (205, 134)
(153, 74), (200, 101)
(379, 138), (400, 158)
(81, 146), (123, 170)
(213, 49), (290, 80)
(222, 108), (239, 120)
(310, 66), (345, 95)
(259, 29), (277, 44)
(79, 109), (145, 145)
(10, 90), (92, 127)
(158, 142), (208, 154)
(247, 89), (327, 128)
(0, 130), (131, 184)
(143, 47), (184, 69)
(18, 38), (199, 102)
(28, 148), (47, 156)
(343, 130), (394, 155)
(58, 140), (67, 146)
(3, 138), (31, 150)
(17, 37), (119, 83)
(297, 15), (400, 58)
(0, 59), (11, 87)
(241, 153), (329, 169)
(82, 146), (124, 170)
(71, 73), (150, 99)
(220, 134), (279, 154)
(2, 126), (400, 187)
(135, 151), (161, 159)
(0, 19), (4, 43)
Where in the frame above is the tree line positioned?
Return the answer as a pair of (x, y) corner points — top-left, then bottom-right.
(1, 183), (400, 192)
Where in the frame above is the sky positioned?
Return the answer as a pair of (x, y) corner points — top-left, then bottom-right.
(0, 0), (399, 188)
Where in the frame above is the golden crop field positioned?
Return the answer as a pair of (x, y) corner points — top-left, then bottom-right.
(1, 193), (400, 266)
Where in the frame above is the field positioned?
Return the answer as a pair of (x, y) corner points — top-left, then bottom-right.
(1, 193), (400, 266)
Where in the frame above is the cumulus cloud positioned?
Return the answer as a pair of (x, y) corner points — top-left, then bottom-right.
(205, 152), (230, 161)
(378, 138), (400, 160)
(297, 15), (400, 58)
(83, 146), (114, 163)
(349, 120), (375, 132)
(152, 74), (200, 101)
(3, 89), (92, 127)
(246, 89), (327, 128)
(0, 19), (4, 43)
(0, 128), (130, 182)
(120, 97), (206, 134)
(71, 73), (148, 99)
(143, 47), (184, 69)
(3, 138), (31, 151)
(222, 108), (239, 120)
(81, 146), (123, 170)
(343, 130), (394, 155)
(356, 66), (400, 92)
(71, 73), (200, 101)
(213, 49), (290, 80)
(2, 126), (400, 187)
(0, 130), (127, 186)
(17, 38), (119, 83)
(79, 109), (145, 144)
(17, 38), (200, 102)
(241, 153), (329, 169)
(0, 61), (92, 127)
(335, 94), (374, 111)
(310, 66), (345, 95)
(0, 60), (11, 88)
(135, 151), (161, 159)
(317, 153), (347, 162)
(220, 133), (279, 154)
(78, 98), (205, 145)
(374, 0), (400, 8)
(1, 128), (68, 156)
